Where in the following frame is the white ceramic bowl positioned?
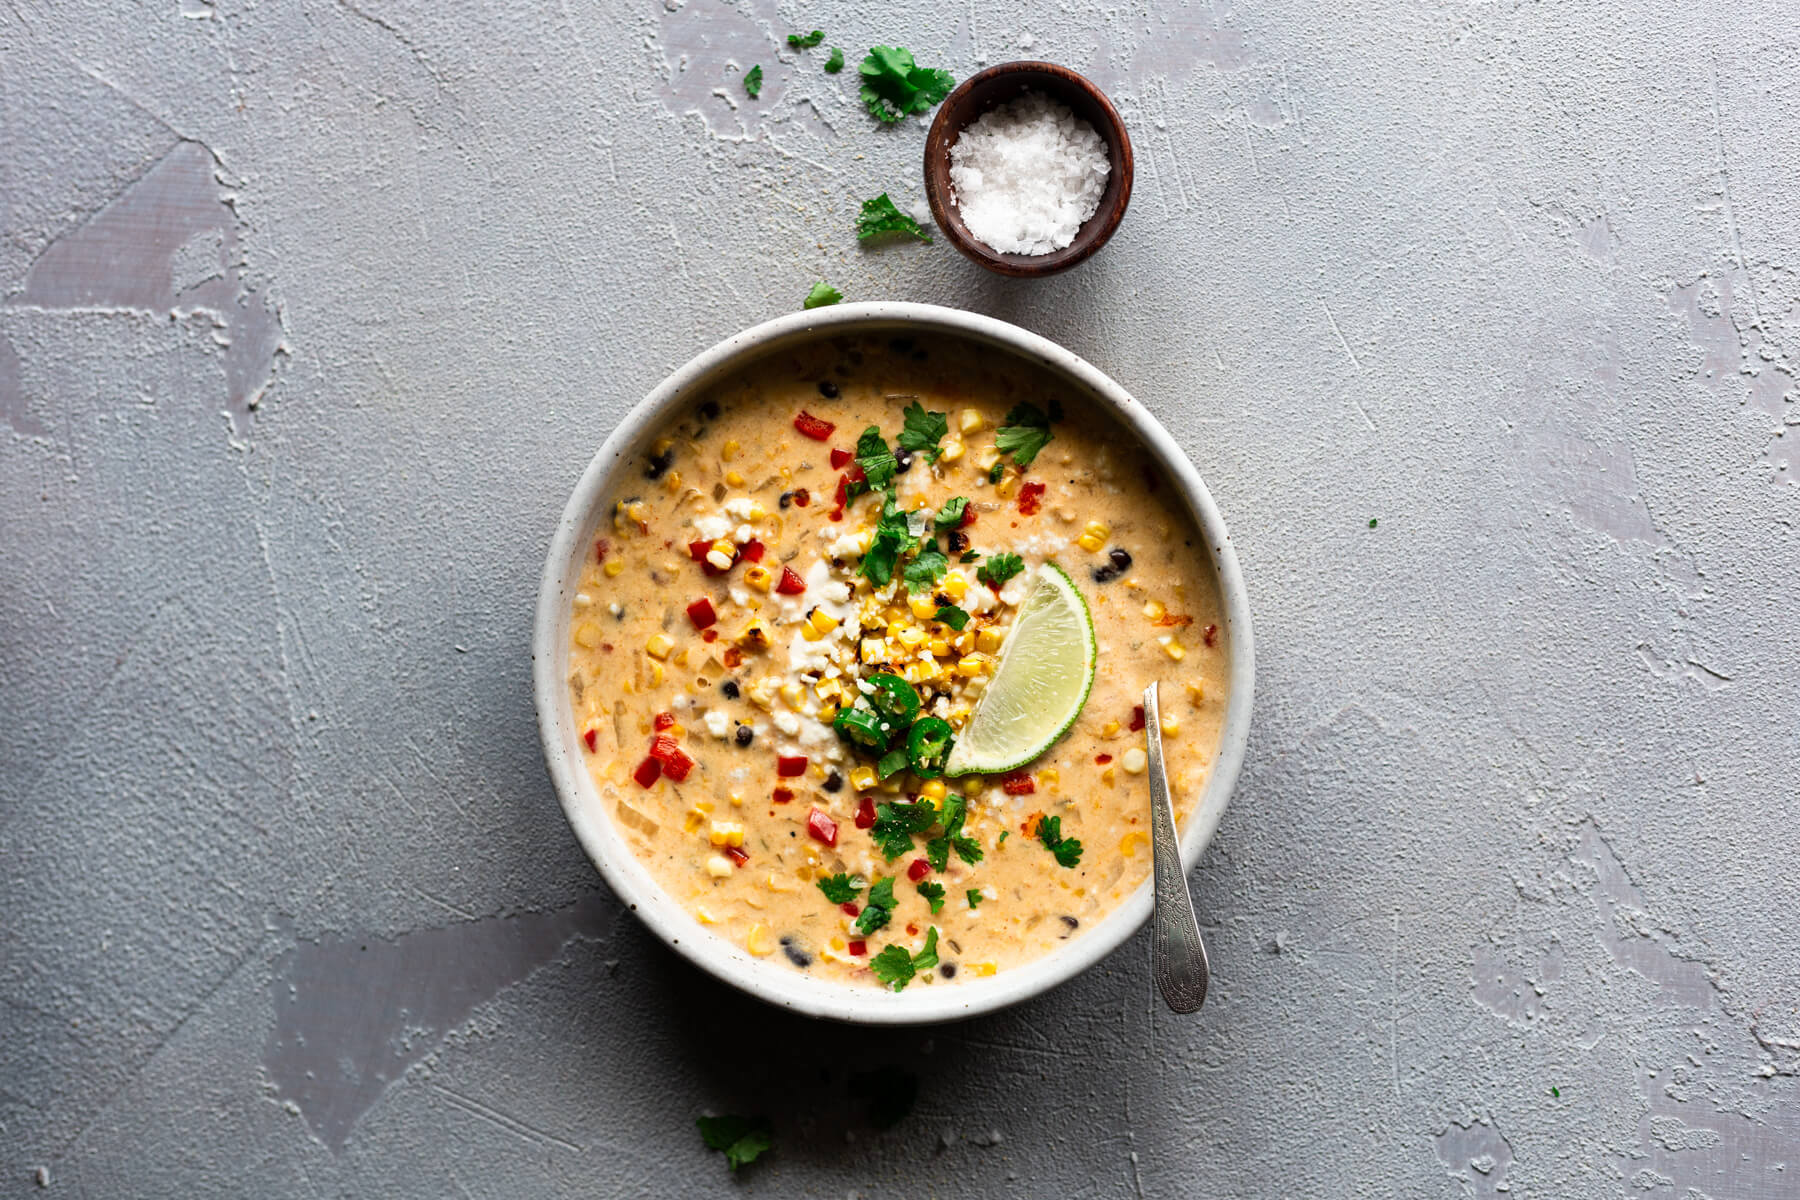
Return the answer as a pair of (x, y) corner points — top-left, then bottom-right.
(534, 302), (1253, 1024)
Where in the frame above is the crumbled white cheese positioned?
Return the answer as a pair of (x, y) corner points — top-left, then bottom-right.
(999, 579), (1029, 607)
(827, 532), (863, 558)
(967, 586), (996, 614)
(774, 711), (801, 736)
(694, 514), (731, 541)
(723, 497), (760, 521)
(823, 580), (851, 604)
(733, 523), (757, 543)
(703, 710), (731, 738)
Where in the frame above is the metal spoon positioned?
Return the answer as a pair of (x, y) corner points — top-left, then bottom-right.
(1144, 681), (1210, 1013)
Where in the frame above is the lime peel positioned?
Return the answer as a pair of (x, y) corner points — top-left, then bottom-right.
(944, 562), (1097, 776)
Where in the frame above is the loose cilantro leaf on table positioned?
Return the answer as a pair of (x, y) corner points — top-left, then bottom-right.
(994, 400), (1061, 468)
(816, 873), (863, 904)
(803, 281), (842, 309)
(916, 880), (945, 913)
(924, 794), (983, 872)
(896, 401), (948, 461)
(870, 927), (939, 991)
(787, 29), (825, 49)
(871, 801), (936, 861)
(697, 1114), (773, 1172)
(855, 876), (896, 935)
(858, 46), (954, 123)
(856, 193), (933, 243)
(903, 544), (949, 589)
(977, 552), (1024, 588)
(743, 65), (764, 98)
(934, 603), (969, 630)
(824, 46), (845, 73)
(934, 496), (967, 528)
(1036, 814), (1084, 868)
(855, 425), (897, 488)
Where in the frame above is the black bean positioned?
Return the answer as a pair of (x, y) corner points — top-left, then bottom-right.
(1108, 548), (1132, 571)
(720, 680), (740, 700)
(1060, 915), (1080, 931)
(644, 447), (675, 480)
(697, 400), (721, 422)
(735, 724), (753, 747)
(779, 491), (794, 509)
(780, 936), (813, 969)
(894, 447), (913, 473)
(939, 963), (957, 978)
(1091, 564), (1120, 584)
(823, 770), (844, 793)
(818, 380), (840, 399)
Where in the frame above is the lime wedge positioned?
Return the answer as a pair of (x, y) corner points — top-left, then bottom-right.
(944, 563), (1097, 776)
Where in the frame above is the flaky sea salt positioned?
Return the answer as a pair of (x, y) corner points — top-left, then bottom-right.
(948, 90), (1110, 256)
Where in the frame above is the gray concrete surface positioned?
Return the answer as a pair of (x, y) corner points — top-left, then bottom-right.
(3, 1), (1797, 1195)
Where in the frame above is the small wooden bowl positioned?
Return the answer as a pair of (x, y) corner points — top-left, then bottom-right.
(923, 61), (1134, 277)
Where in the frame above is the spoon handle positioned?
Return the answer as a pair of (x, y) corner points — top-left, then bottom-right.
(1145, 682), (1210, 1013)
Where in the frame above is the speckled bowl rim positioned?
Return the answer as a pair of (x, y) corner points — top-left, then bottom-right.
(534, 302), (1254, 1025)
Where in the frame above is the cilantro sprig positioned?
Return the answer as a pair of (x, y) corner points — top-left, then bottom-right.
(803, 281), (842, 309)
(1036, 814), (1084, 868)
(966, 889), (984, 909)
(870, 801), (936, 861)
(977, 552), (1024, 588)
(870, 927), (940, 991)
(924, 794), (983, 872)
(816, 873), (863, 905)
(994, 400), (1061, 469)
(824, 46), (845, 73)
(697, 1114), (773, 1172)
(858, 46), (954, 123)
(916, 880), (946, 914)
(786, 29), (824, 49)
(743, 65), (764, 98)
(855, 425), (898, 488)
(855, 876), (898, 935)
(897, 401), (948, 461)
(856, 193), (932, 243)
(902, 544), (949, 589)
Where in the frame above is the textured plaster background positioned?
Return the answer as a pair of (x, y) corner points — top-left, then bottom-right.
(3, 0), (1798, 1196)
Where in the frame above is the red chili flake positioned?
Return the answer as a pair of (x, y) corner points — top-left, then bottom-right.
(775, 566), (807, 595)
(854, 797), (877, 829)
(1022, 812), (1043, 836)
(701, 629), (718, 643)
(685, 597), (717, 629)
(722, 646), (744, 669)
(772, 786), (795, 804)
(648, 734), (694, 782)
(1130, 705), (1146, 732)
(1017, 481), (1046, 515)
(792, 488), (811, 508)
(1203, 623), (1219, 648)
(1002, 771), (1036, 795)
(653, 711), (675, 731)
(582, 728), (598, 753)
(806, 807), (839, 847)
(794, 410), (836, 441)
(1155, 613), (1195, 628)
(959, 504), (978, 529)
(1095, 753), (1113, 764)
(906, 858), (931, 882)
(847, 940), (867, 956)
(724, 845), (749, 866)
(632, 756), (661, 788)
(776, 754), (808, 777)
(594, 538), (611, 563)
(740, 539), (766, 563)
(601, 643), (614, 652)
(830, 447), (853, 469)
(906, 923), (919, 936)
(840, 902), (860, 917)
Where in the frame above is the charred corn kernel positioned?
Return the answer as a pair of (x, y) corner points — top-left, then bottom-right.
(908, 594), (939, 619)
(705, 854), (733, 877)
(662, 470), (683, 494)
(920, 779), (947, 801)
(743, 564), (774, 592)
(850, 765), (879, 791)
(940, 440), (965, 462)
(954, 654), (990, 678)
(1102, 719), (1121, 737)
(1186, 682), (1206, 707)
(780, 681), (803, 708)
(684, 809), (704, 834)
(695, 905), (719, 924)
(897, 627), (928, 650)
(954, 630), (977, 654)
(1143, 599), (1167, 620)
(708, 820), (745, 847)
(803, 608), (840, 640)
(1077, 521), (1110, 553)
(818, 703), (839, 723)
(746, 924), (775, 956)
(1121, 830), (1149, 857)
(973, 961), (997, 977)
(975, 627), (1004, 653)
(721, 439), (740, 462)
(959, 409), (985, 434)
(737, 619), (771, 650)
(648, 663), (665, 686)
(767, 871), (796, 893)
(885, 619), (908, 641)
(724, 469), (746, 487)
(861, 637), (889, 662)
(1160, 714), (1180, 738)
(646, 633), (675, 660)
(928, 638), (952, 657)
(603, 560), (625, 577)
(1160, 636), (1186, 662)
(574, 621), (603, 649)
(1122, 747), (1148, 774)
(942, 572), (969, 600)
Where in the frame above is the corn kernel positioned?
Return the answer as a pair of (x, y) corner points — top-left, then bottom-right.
(1056, 507), (1076, 523)
(706, 855), (732, 877)
(959, 409), (985, 434)
(818, 704), (839, 723)
(830, 936), (846, 951)
(884, 619), (908, 641)
(721, 439), (740, 462)
(746, 924), (775, 956)
(1186, 682), (1206, 707)
(744, 564), (774, 592)
(975, 627), (1004, 653)
(746, 501), (767, 520)
(927, 638), (951, 657)
(706, 548), (734, 570)
(1122, 747), (1148, 775)
(1160, 714), (1180, 738)
(780, 681), (803, 707)
(976, 446), (1001, 471)
(954, 630), (976, 654)
(897, 627), (928, 650)
(994, 475), (1017, 500)
(708, 820), (745, 847)
(662, 470), (683, 494)
(1101, 767), (1116, 786)
(954, 654), (988, 678)
(695, 905), (719, 924)
(646, 633), (675, 660)
(1143, 600), (1166, 620)
(649, 663), (664, 686)
(574, 621), (603, 649)
(725, 469), (746, 487)
(603, 560), (625, 577)
(1161, 636), (1186, 662)
(920, 779), (947, 800)
(942, 572), (968, 600)
(746, 679), (775, 709)
(861, 637), (889, 663)
(684, 809), (704, 834)
(973, 961), (997, 977)
(940, 440), (965, 462)
(807, 608), (840, 635)
(1102, 719), (1121, 737)
(737, 620), (771, 651)
(1039, 767), (1059, 788)
(730, 791), (744, 807)
(908, 595), (938, 620)
(1120, 831), (1148, 858)
(1077, 521), (1110, 553)
(767, 872), (796, 893)
(850, 765), (878, 791)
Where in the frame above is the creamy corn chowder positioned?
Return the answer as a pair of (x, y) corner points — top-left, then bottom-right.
(568, 333), (1227, 991)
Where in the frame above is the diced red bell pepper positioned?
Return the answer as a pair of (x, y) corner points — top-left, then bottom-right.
(840, 901), (860, 917)
(906, 858), (931, 882)
(959, 504), (978, 529)
(1130, 705), (1146, 732)
(772, 787), (794, 805)
(594, 538), (610, 563)
(806, 807), (838, 847)
(792, 488), (811, 507)
(1002, 771), (1036, 795)
(775, 566), (806, 595)
(1095, 753), (1113, 764)
(582, 728), (598, 753)
(1018, 481), (1045, 515)
(724, 845), (749, 866)
(854, 797), (877, 829)
(686, 597), (717, 629)
(794, 410), (836, 441)
(847, 940), (867, 957)
(830, 448), (853, 469)
(740, 539), (765, 563)
(632, 756), (662, 788)
(1203, 623), (1219, 647)
(776, 754), (808, 777)
(654, 711), (675, 731)
(648, 734), (694, 782)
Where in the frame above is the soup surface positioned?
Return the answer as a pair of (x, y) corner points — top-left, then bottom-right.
(567, 333), (1227, 990)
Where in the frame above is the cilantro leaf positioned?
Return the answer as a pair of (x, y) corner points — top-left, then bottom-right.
(866, 875), (896, 910)
(977, 552), (1024, 588)
(916, 880), (945, 913)
(934, 496), (968, 528)
(854, 875), (894, 935)
(987, 460), (1006, 485)
(903, 544), (949, 589)
(995, 400), (1059, 468)
(925, 795), (983, 871)
(1037, 814), (1084, 868)
(856, 193), (933, 243)
(912, 926), (940, 972)
(966, 889), (984, 909)
(743, 65), (764, 98)
(934, 604), (969, 631)
(855, 425), (897, 488)
(824, 46), (845, 73)
(816, 873), (863, 904)
(787, 29), (825, 49)
(803, 281), (842, 309)
(858, 46), (954, 123)
(896, 402), (948, 461)
(959, 549), (980, 563)
(871, 801), (936, 861)
(859, 490), (917, 585)
(998, 830), (1009, 845)
(869, 944), (915, 990)
(697, 1115), (773, 1172)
